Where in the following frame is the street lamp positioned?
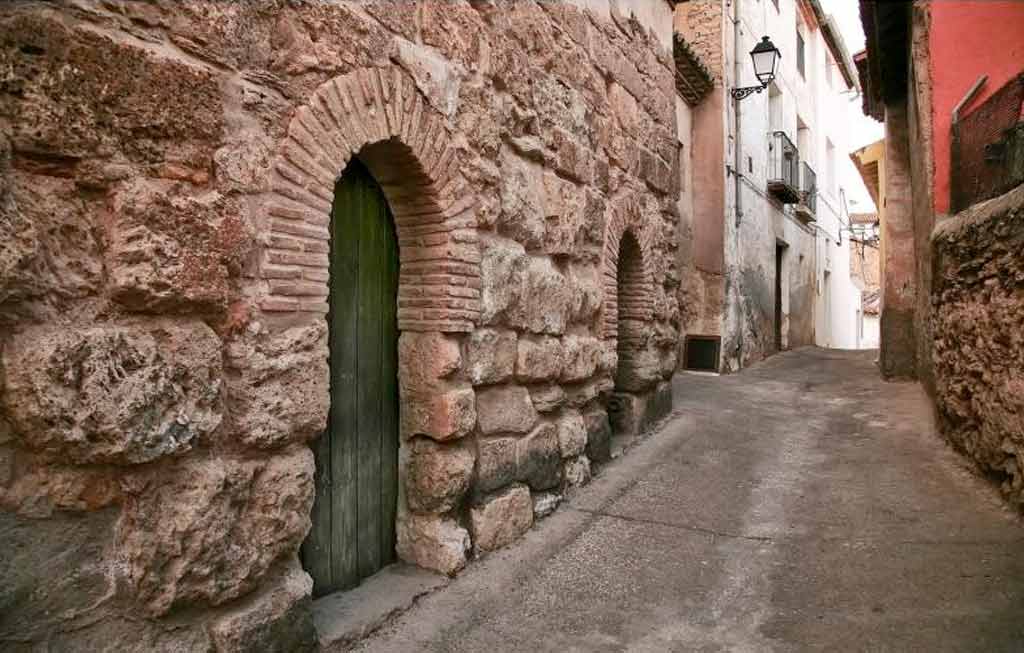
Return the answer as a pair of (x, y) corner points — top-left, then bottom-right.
(731, 36), (781, 101)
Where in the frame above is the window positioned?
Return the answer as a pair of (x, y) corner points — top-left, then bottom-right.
(796, 31), (805, 79)
(825, 53), (833, 88)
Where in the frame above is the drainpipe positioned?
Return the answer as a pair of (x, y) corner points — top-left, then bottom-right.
(731, 0), (744, 364)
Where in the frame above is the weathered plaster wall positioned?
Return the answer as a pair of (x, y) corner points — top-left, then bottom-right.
(674, 0), (726, 348)
(908, 2), (936, 392)
(931, 184), (1024, 507)
(673, 95), (719, 345)
(880, 99), (918, 379)
(0, 1), (679, 649)
(712, 0), (859, 369)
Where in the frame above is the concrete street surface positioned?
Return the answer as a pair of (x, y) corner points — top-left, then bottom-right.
(355, 348), (1024, 652)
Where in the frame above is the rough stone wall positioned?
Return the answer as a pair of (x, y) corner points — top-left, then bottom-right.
(674, 0), (723, 75)
(931, 184), (1024, 507)
(0, 1), (679, 649)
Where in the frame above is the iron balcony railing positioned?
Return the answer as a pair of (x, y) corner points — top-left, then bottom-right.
(767, 131), (801, 203)
(800, 160), (817, 214)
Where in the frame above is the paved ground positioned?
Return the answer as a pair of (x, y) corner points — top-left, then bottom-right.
(355, 348), (1024, 652)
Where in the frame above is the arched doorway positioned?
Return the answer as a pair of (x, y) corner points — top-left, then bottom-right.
(266, 65), (484, 576)
(608, 231), (649, 437)
(302, 159), (400, 596)
(614, 232), (646, 392)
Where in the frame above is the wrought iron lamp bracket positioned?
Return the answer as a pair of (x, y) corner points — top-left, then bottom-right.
(731, 84), (767, 101)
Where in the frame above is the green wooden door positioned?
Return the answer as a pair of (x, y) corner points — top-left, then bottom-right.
(303, 160), (399, 597)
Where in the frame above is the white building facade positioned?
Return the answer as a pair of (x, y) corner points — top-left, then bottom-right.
(674, 0), (865, 371)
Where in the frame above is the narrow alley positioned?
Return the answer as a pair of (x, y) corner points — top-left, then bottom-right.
(354, 348), (1024, 652)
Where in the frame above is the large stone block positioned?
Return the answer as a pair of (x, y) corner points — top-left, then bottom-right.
(3, 12), (221, 165)
(476, 436), (518, 494)
(479, 238), (529, 326)
(546, 127), (594, 184)
(516, 335), (565, 382)
(507, 257), (575, 336)
(616, 342), (664, 392)
(396, 513), (470, 576)
(116, 447), (314, 616)
(584, 408), (613, 464)
(0, 510), (117, 643)
(399, 332), (462, 391)
(421, 1), (487, 68)
(401, 386), (477, 442)
(395, 38), (461, 118)
(0, 459), (119, 518)
(560, 335), (603, 383)
(107, 184), (253, 314)
(465, 328), (517, 385)
(498, 148), (546, 250)
(1, 320), (223, 465)
(209, 558), (317, 653)
(542, 171), (585, 257)
(225, 323), (328, 451)
(475, 385), (538, 436)
(267, 4), (395, 99)
(570, 264), (604, 324)
(528, 384), (566, 413)
(0, 170), (102, 311)
(516, 423), (561, 491)
(564, 376), (615, 409)
(406, 437), (475, 514)
(531, 71), (590, 144)
(469, 484), (534, 553)
(608, 81), (641, 135)
(557, 410), (588, 459)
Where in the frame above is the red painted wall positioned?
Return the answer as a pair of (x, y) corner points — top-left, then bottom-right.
(928, 1), (1024, 214)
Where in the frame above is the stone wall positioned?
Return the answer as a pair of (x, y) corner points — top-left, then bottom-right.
(931, 184), (1024, 507)
(0, 1), (679, 649)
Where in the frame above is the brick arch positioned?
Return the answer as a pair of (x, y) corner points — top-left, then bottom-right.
(601, 196), (656, 341)
(260, 65), (480, 333)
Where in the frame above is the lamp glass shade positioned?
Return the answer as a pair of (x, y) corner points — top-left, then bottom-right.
(751, 36), (780, 85)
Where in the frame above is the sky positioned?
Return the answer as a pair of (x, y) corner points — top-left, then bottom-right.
(821, 0), (884, 214)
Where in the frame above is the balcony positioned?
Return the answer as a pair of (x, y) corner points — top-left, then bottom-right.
(767, 131), (801, 204)
(795, 161), (817, 222)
